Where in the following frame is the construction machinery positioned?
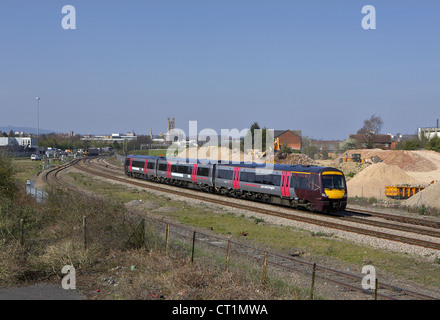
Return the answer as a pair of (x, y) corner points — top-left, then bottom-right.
(340, 153), (382, 164)
(341, 153), (364, 163)
(385, 180), (437, 199)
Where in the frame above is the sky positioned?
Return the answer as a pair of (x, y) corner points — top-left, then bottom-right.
(0, 0), (439, 140)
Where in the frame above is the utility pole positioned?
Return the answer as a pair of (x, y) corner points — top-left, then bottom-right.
(36, 97), (40, 141)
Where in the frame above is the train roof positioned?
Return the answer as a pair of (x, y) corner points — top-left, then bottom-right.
(127, 155), (342, 174)
(127, 155), (219, 165)
(217, 162), (342, 174)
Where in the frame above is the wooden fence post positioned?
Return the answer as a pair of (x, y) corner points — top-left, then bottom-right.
(225, 240), (231, 272)
(165, 224), (170, 255)
(191, 231), (196, 263)
(310, 263), (317, 300)
(262, 250), (268, 285)
(374, 278), (378, 300)
(83, 216), (87, 250)
(140, 219), (145, 248)
(19, 219), (24, 246)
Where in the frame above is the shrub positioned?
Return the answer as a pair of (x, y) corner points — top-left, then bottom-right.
(0, 155), (18, 199)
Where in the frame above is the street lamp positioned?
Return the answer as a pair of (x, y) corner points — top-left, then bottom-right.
(36, 97), (40, 140)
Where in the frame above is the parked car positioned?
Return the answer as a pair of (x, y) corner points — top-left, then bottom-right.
(31, 154), (41, 161)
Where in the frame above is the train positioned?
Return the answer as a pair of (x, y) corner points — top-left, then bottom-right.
(84, 148), (100, 157)
(124, 155), (347, 213)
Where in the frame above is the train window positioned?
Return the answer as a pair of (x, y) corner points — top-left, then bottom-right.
(218, 169), (233, 180)
(240, 171), (255, 183)
(132, 160), (144, 168)
(322, 175), (345, 189)
(291, 175), (312, 190)
(270, 174), (281, 186)
(197, 167), (209, 177)
(125, 159), (130, 166)
(147, 162), (155, 169)
(158, 163), (168, 171)
(176, 165), (191, 174)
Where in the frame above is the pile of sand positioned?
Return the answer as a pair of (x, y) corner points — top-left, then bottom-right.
(336, 149), (436, 172)
(347, 162), (420, 199)
(336, 162), (370, 181)
(403, 182), (440, 209)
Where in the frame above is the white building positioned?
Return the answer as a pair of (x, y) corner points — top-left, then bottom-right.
(0, 137), (38, 148)
(418, 127), (440, 140)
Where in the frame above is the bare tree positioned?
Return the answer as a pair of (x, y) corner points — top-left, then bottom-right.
(357, 115), (383, 148)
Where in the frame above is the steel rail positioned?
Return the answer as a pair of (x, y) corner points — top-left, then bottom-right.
(74, 158), (440, 251)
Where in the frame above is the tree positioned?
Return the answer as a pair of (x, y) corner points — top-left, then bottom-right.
(357, 115), (383, 149)
(241, 122), (269, 152)
(303, 145), (319, 159)
(339, 138), (357, 152)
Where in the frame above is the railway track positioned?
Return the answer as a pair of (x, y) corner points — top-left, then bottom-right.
(94, 157), (440, 234)
(77, 157), (440, 251)
(44, 156), (440, 300)
(346, 207), (440, 230)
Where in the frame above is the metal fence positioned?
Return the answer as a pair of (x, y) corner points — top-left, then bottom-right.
(25, 181), (48, 204)
(126, 214), (439, 300)
(13, 189), (439, 300)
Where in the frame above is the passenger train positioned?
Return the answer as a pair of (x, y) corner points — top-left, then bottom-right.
(124, 155), (347, 213)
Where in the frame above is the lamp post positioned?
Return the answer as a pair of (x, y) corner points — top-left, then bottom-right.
(36, 97), (40, 140)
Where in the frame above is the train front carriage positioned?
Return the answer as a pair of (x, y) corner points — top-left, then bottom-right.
(313, 169), (347, 212)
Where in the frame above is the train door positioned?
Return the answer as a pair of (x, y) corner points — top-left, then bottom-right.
(192, 163), (198, 182)
(232, 167), (241, 189)
(166, 161), (171, 178)
(281, 171), (291, 197)
(144, 159), (148, 175)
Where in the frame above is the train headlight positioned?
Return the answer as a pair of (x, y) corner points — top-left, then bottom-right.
(321, 193), (328, 198)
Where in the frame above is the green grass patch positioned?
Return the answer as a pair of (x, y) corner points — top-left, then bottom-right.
(67, 171), (440, 290)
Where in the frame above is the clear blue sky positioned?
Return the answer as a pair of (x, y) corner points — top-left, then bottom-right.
(0, 0), (439, 140)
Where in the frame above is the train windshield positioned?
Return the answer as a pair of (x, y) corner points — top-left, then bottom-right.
(322, 175), (345, 189)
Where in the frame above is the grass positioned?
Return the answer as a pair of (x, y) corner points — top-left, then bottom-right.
(65, 171), (440, 291)
(6, 158), (440, 298)
(11, 159), (43, 183)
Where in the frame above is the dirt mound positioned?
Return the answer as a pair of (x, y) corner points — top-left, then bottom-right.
(336, 149), (436, 172)
(347, 162), (420, 199)
(275, 153), (317, 166)
(403, 182), (440, 209)
(335, 162), (370, 181)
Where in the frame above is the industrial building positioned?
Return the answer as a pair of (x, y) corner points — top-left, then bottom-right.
(0, 137), (38, 149)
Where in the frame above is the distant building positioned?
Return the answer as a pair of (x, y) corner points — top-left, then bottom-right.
(81, 131), (137, 142)
(418, 127), (440, 140)
(274, 130), (302, 150)
(0, 137), (38, 149)
(165, 117), (184, 142)
(310, 140), (343, 157)
(349, 134), (394, 150)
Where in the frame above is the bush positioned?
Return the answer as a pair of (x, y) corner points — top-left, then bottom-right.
(426, 137), (440, 153)
(0, 155), (18, 199)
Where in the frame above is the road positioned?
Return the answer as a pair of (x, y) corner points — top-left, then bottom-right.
(0, 283), (84, 300)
